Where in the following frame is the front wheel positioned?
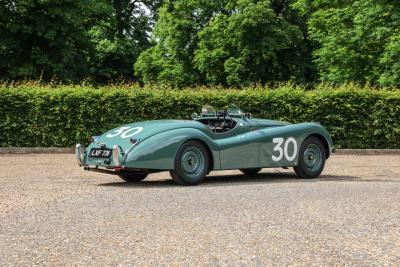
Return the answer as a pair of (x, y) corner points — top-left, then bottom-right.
(170, 141), (209, 185)
(294, 136), (326, 178)
(118, 172), (148, 182)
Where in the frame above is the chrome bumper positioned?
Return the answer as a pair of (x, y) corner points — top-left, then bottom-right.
(75, 144), (85, 166)
(76, 143), (122, 167)
(112, 145), (121, 166)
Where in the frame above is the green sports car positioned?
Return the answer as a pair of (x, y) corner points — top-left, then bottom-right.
(76, 105), (334, 185)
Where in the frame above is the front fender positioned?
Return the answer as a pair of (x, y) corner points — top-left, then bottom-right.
(123, 128), (220, 170)
(258, 122), (334, 168)
(300, 123), (334, 157)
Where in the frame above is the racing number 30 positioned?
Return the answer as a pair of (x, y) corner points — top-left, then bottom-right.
(106, 126), (143, 138)
(272, 137), (297, 162)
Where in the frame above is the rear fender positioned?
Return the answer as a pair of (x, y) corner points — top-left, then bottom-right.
(123, 128), (220, 170)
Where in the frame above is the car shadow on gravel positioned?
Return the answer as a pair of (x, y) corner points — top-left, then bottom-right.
(98, 172), (361, 188)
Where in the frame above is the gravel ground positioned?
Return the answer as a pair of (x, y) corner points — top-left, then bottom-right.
(0, 154), (400, 266)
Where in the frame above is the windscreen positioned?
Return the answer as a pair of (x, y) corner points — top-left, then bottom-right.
(201, 105), (216, 117)
(227, 106), (243, 117)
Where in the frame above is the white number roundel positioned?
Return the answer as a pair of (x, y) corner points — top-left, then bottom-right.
(106, 126), (143, 138)
(272, 137), (297, 162)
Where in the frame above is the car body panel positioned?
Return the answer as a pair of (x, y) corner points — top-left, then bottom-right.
(123, 128), (220, 170)
(252, 118), (291, 127)
(258, 123), (332, 168)
(79, 115), (333, 172)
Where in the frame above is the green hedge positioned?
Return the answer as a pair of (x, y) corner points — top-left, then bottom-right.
(0, 84), (399, 148)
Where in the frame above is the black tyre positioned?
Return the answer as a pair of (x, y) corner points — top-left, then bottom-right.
(118, 172), (148, 182)
(170, 141), (209, 185)
(239, 168), (262, 175)
(294, 136), (326, 178)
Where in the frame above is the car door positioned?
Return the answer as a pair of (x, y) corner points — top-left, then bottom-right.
(214, 118), (261, 170)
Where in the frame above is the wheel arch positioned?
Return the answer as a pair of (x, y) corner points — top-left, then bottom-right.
(124, 128), (219, 170)
(306, 133), (331, 159)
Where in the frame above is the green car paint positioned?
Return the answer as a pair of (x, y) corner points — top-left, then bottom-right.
(77, 108), (333, 173)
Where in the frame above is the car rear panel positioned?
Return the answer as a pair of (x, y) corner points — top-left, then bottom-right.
(83, 120), (208, 168)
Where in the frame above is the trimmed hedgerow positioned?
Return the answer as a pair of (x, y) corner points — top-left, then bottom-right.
(0, 83), (399, 148)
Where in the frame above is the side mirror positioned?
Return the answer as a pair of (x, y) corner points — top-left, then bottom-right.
(244, 113), (252, 119)
(191, 113), (199, 119)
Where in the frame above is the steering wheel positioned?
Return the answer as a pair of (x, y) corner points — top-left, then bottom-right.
(217, 110), (234, 131)
(217, 110), (226, 120)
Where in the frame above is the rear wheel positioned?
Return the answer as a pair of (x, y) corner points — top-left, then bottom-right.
(170, 141), (209, 186)
(240, 168), (262, 175)
(118, 172), (148, 182)
(294, 136), (326, 178)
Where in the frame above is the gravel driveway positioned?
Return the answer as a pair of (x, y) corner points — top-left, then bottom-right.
(1, 154), (400, 266)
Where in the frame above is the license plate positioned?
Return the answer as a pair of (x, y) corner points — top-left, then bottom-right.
(89, 148), (112, 159)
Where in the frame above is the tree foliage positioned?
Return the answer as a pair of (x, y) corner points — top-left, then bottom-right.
(194, 0), (307, 87)
(135, 0), (224, 87)
(1, 0), (400, 86)
(294, 0), (400, 86)
(0, 0), (109, 82)
(135, 0), (312, 87)
(0, 0), (161, 83)
(88, 0), (163, 83)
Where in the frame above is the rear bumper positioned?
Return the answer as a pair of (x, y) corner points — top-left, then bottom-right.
(75, 143), (123, 168)
(76, 144), (156, 175)
(75, 144), (86, 166)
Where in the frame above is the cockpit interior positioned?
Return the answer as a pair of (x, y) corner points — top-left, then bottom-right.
(193, 105), (244, 134)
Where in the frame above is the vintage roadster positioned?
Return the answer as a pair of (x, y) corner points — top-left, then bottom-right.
(76, 106), (334, 185)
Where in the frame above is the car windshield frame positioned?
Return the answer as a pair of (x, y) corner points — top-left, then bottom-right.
(226, 106), (243, 118)
(201, 105), (217, 117)
(198, 105), (245, 119)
